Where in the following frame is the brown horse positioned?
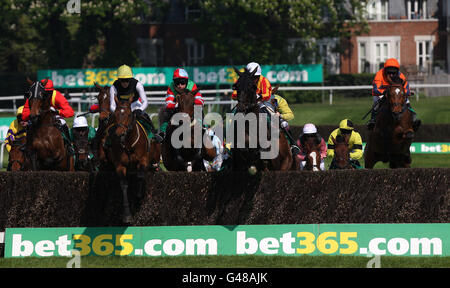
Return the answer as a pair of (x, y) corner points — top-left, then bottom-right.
(93, 83), (161, 172)
(231, 67), (293, 173)
(72, 126), (93, 172)
(302, 136), (322, 171)
(161, 88), (216, 171)
(105, 95), (151, 223)
(329, 135), (353, 169)
(364, 79), (415, 169)
(7, 137), (29, 171)
(26, 80), (74, 171)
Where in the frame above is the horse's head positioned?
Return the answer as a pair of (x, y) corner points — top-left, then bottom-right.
(176, 88), (199, 119)
(386, 77), (407, 118)
(72, 127), (91, 171)
(233, 67), (258, 113)
(331, 135), (352, 169)
(304, 136), (321, 171)
(9, 138), (27, 171)
(94, 82), (111, 124)
(113, 95), (134, 142)
(26, 78), (50, 125)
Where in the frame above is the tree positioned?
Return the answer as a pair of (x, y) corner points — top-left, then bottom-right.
(181, 0), (369, 65)
(0, 0), (161, 75)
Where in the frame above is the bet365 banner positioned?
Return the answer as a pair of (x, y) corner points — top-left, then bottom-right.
(37, 64), (323, 88)
(4, 223), (449, 258)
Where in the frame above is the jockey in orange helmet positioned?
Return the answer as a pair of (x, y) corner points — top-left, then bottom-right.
(369, 58), (420, 130)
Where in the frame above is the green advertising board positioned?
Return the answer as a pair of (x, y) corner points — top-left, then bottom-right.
(4, 223), (449, 258)
(361, 142), (450, 154)
(37, 64), (323, 88)
(0, 117), (15, 141)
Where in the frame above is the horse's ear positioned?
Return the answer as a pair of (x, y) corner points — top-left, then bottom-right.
(331, 136), (336, 145)
(233, 67), (242, 77)
(272, 85), (279, 95)
(94, 82), (102, 90)
(250, 67), (258, 77)
(41, 78), (48, 87)
(26, 77), (33, 86)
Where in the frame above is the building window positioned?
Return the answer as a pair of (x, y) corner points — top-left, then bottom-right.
(415, 35), (435, 73)
(407, 0), (427, 19)
(375, 42), (389, 70)
(359, 42), (370, 73)
(186, 38), (204, 65)
(366, 0), (388, 20)
(137, 38), (164, 66)
(185, 2), (201, 21)
(357, 36), (401, 73)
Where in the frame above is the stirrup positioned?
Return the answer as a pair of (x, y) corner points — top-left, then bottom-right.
(291, 145), (300, 156)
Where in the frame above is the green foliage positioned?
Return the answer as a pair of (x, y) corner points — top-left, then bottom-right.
(0, 0), (158, 75)
(182, 0), (368, 65)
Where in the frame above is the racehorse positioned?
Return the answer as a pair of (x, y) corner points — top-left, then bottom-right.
(72, 126), (93, 172)
(302, 135), (322, 171)
(161, 88), (216, 171)
(105, 95), (151, 223)
(25, 79), (74, 171)
(7, 137), (29, 171)
(231, 67), (292, 173)
(92, 83), (114, 171)
(329, 134), (353, 169)
(364, 77), (415, 168)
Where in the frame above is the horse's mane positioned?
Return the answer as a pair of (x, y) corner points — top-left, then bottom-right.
(335, 134), (346, 144)
(234, 69), (257, 107)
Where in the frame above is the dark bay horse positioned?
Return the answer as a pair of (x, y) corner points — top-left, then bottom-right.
(105, 95), (151, 223)
(26, 80), (74, 171)
(329, 135), (353, 169)
(161, 88), (216, 171)
(7, 137), (29, 171)
(364, 78), (415, 168)
(92, 83), (114, 171)
(72, 126), (93, 172)
(231, 67), (292, 173)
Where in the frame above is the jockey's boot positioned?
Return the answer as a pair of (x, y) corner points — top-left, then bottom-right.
(59, 123), (74, 155)
(135, 110), (163, 143)
(367, 109), (377, 131)
(407, 103), (421, 132)
(280, 120), (300, 156)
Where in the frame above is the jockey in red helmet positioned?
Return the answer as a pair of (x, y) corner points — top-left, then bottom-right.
(156, 68), (204, 140)
(22, 79), (74, 150)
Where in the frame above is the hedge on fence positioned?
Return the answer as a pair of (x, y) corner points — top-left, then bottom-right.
(0, 169), (448, 230)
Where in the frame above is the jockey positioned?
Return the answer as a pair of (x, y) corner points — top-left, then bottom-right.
(157, 68), (204, 140)
(296, 123), (327, 170)
(327, 119), (363, 168)
(109, 64), (163, 142)
(231, 62), (300, 155)
(5, 106), (27, 152)
(69, 116), (96, 161)
(271, 94), (300, 155)
(203, 126), (225, 172)
(22, 79), (74, 148)
(369, 58), (421, 130)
